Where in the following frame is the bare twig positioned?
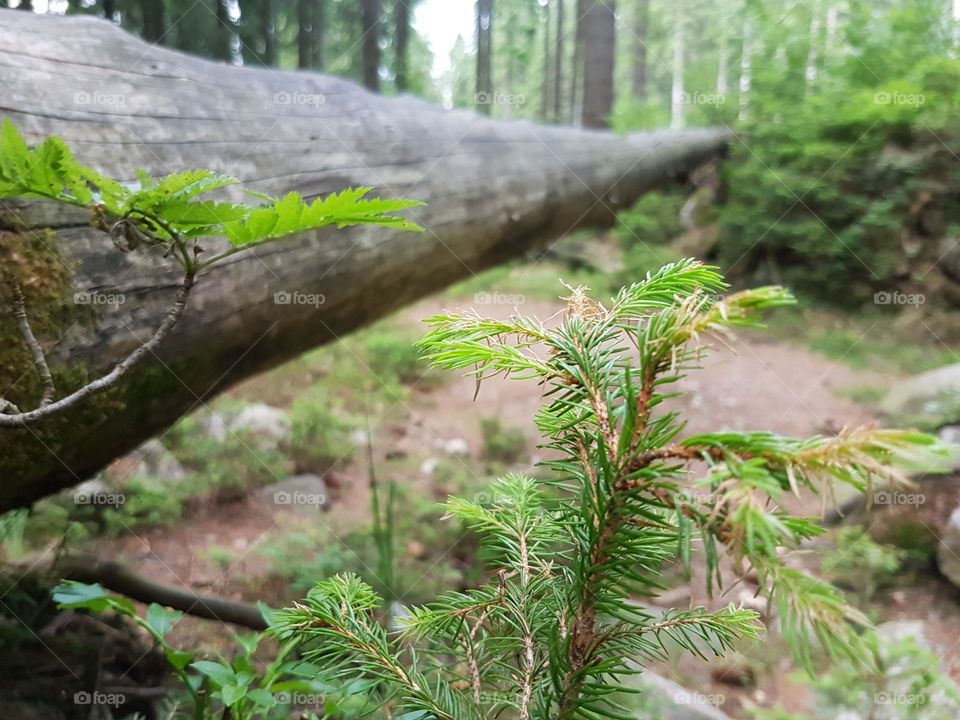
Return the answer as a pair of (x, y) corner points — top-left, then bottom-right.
(0, 270), (195, 427)
(10, 280), (56, 406)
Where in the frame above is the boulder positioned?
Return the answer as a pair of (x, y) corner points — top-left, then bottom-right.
(260, 474), (328, 513)
(103, 439), (186, 488)
(936, 506), (960, 589)
(882, 363), (960, 426)
(229, 403), (292, 449)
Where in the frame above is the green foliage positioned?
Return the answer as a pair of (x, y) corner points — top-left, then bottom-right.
(52, 580), (337, 720)
(0, 119), (422, 270)
(271, 261), (947, 719)
(614, 190), (687, 246)
(823, 526), (905, 604)
(479, 416), (527, 464)
(288, 388), (357, 474)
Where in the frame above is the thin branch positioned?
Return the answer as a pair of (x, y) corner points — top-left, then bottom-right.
(10, 280), (56, 406)
(0, 270), (195, 427)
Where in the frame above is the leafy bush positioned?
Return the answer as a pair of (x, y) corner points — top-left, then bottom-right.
(823, 526), (905, 604)
(288, 389), (357, 474)
(270, 261), (945, 719)
(479, 416), (527, 464)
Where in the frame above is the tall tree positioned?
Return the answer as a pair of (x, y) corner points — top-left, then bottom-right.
(262, 0), (279, 66)
(298, 0), (316, 69)
(214, 0), (233, 63)
(580, 0), (616, 128)
(570, 0), (586, 123)
(553, 0), (565, 121)
(15, 0), (32, 10)
(394, 0), (410, 91)
(103, 0), (115, 20)
(361, 0), (381, 91)
(139, 0), (166, 43)
(670, 0), (685, 129)
(476, 0), (493, 114)
(541, 0), (552, 120)
(738, 13), (752, 122)
(632, 0), (648, 101)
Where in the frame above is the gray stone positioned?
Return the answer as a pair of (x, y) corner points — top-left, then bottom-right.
(443, 438), (469, 457)
(882, 364), (960, 423)
(939, 426), (960, 469)
(202, 411), (228, 442)
(261, 474), (328, 512)
(937, 506), (960, 590)
(635, 671), (732, 720)
(229, 403), (292, 449)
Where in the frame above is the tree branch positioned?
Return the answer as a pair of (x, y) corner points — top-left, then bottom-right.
(10, 279), (56, 407)
(0, 270), (195, 427)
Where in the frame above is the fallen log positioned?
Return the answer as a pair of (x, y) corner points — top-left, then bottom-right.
(0, 9), (729, 510)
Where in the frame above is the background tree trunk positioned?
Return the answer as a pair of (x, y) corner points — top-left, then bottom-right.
(632, 0), (648, 101)
(0, 9), (729, 510)
(476, 0), (493, 113)
(139, 0), (165, 44)
(298, 0), (316, 69)
(214, 0), (233, 63)
(361, 0), (381, 91)
(553, 0), (565, 121)
(394, 0), (410, 91)
(541, 0), (552, 121)
(670, 0), (686, 129)
(262, 0), (278, 66)
(580, 0), (616, 128)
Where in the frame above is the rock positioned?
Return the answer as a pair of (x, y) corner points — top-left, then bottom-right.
(442, 437), (469, 457)
(201, 411), (228, 442)
(229, 403), (291, 449)
(636, 671), (732, 720)
(881, 363), (960, 424)
(420, 457), (439, 477)
(261, 474), (328, 512)
(939, 426), (960, 469)
(936, 506), (960, 589)
(875, 620), (928, 648)
(103, 439), (186, 488)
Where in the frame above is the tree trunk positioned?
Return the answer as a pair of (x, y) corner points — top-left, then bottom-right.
(804, 0), (822, 89)
(262, 0), (278, 66)
(214, 0), (233, 63)
(739, 13), (752, 122)
(476, 0), (493, 114)
(139, 0), (165, 43)
(102, 0), (115, 20)
(394, 0), (410, 91)
(0, 9), (729, 510)
(15, 0), (32, 10)
(541, 0), (552, 121)
(632, 0), (648, 101)
(361, 0), (380, 91)
(670, 0), (685, 129)
(298, 0), (315, 69)
(553, 0), (564, 121)
(315, 0), (326, 69)
(580, 0), (616, 129)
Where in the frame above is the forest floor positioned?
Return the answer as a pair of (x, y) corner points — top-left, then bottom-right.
(9, 241), (960, 719)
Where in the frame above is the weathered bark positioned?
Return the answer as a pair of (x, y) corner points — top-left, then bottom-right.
(0, 9), (729, 510)
(580, 0), (616, 129)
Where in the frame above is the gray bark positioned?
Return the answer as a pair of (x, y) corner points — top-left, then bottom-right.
(0, 9), (729, 510)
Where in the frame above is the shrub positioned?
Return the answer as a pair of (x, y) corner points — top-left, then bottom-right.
(479, 416), (527, 464)
(271, 261), (946, 719)
(288, 389), (357, 474)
